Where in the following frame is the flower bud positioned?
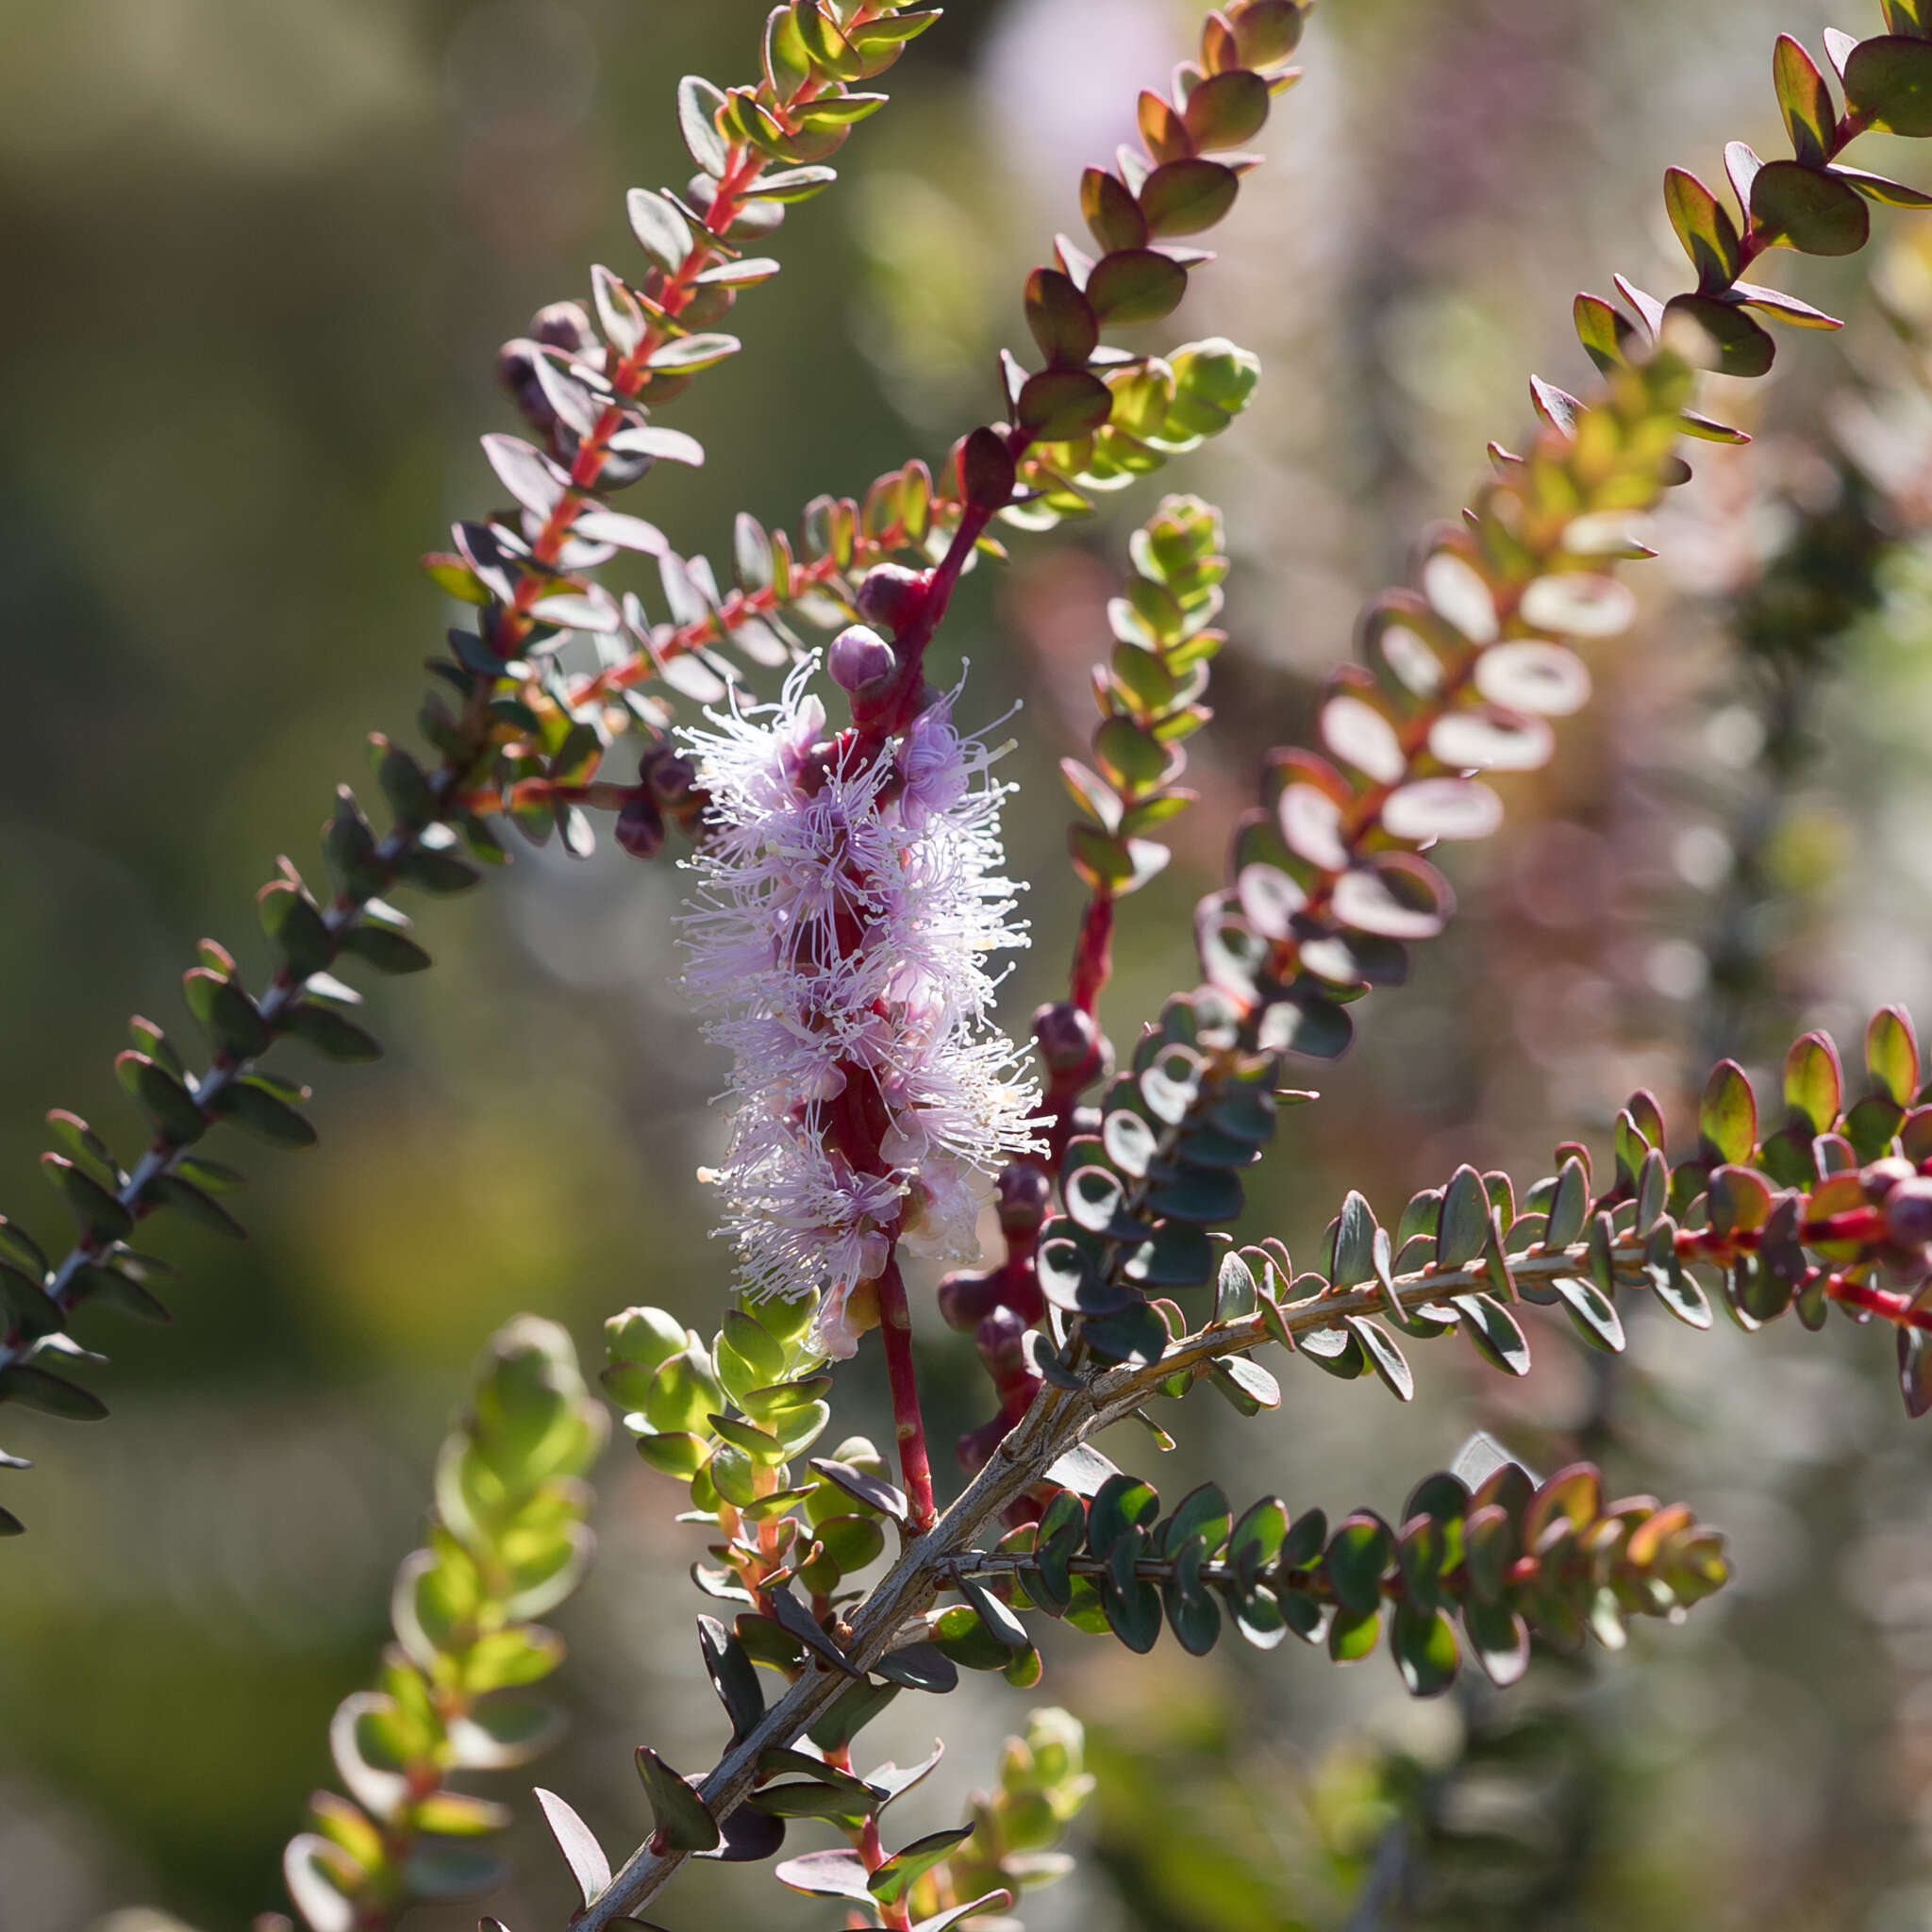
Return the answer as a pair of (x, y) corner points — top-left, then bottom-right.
(937, 1267), (1003, 1332)
(1867, 1156), (1918, 1201)
(996, 1162), (1052, 1235)
(957, 1413), (1008, 1477)
(855, 563), (930, 635)
(975, 1305), (1030, 1373)
(827, 623), (897, 694)
(1885, 1177), (1932, 1249)
(1032, 1001), (1100, 1074)
(495, 341), (555, 435)
(532, 300), (597, 354)
(641, 746), (700, 808)
(614, 792), (665, 859)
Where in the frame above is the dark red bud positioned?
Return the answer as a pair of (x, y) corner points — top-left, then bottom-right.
(532, 300), (597, 354)
(641, 747), (700, 808)
(614, 793), (665, 859)
(976, 1304), (1029, 1362)
(1033, 1001), (1101, 1073)
(1885, 1177), (1932, 1249)
(995, 1162), (1052, 1234)
(957, 1414), (1009, 1477)
(854, 564), (930, 636)
(959, 425), (1018, 513)
(827, 623), (897, 693)
(1867, 1156), (1918, 1201)
(495, 341), (556, 435)
(937, 1268), (1003, 1332)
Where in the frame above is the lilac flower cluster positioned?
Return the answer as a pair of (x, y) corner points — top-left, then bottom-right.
(681, 651), (1038, 1358)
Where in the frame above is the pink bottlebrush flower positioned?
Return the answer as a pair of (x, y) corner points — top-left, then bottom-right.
(681, 659), (1038, 1357)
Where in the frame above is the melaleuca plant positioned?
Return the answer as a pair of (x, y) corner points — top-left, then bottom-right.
(17, 4), (1932, 1930)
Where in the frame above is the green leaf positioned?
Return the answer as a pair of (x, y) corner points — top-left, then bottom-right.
(911, 1893), (1016, 1932)
(1163, 1482), (1232, 1557)
(648, 332), (742, 375)
(1664, 166), (1742, 286)
(1088, 1474), (1159, 1557)
(1207, 1355), (1279, 1413)
(210, 1075), (317, 1149)
(1323, 1512), (1393, 1617)
(956, 1574), (1028, 1651)
(1869, 1006), (1921, 1106)
(41, 1155), (131, 1242)
(1834, 163), (1932, 207)
(1329, 1191), (1378, 1288)
(1700, 1058), (1757, 1164)
(1144, 1161), (1241, 1224)
(1783, 1029), (1844, 1132)
(1550, 1274), (1624, 1354)
(282, 1000), (382, 1063)
(626, 189), (692, 273)
(1437, 1165), (1491, 1269)
(1086, 249), (1189, 326)
(1140, 158), (1240, 236)
(869, 1825), (974, 1907)
(695, 1616), (763, 1741)
(808, 1677), (899, 1755)
(182, 968), (273, 1059)
(1845, 34), (1932, 135)
(1215, 1250), (1258, 1322)
(1122, 1219), (1213, 1290)
(1643, 1223), (1711, 1328)
(1391, 1600), (1459, 1697)
(0, 1363), (108, 1421)
(1449, 1293), (1532, 1377)
(340, 906), (431, 974)
(1346, 1316), (1414, 1401)
(791, 92), (888, 133)
(1162, 1541), (1223, 1656)
(258, 881), (337, 978)
(1461, 1596), (1529, 1688)
(1749, 158), (1869, 254)
(1023, 269), (1100, 367)
(775, 1848), (874, 1902)
(1327, 1604), (1380, 1662)
(1663, 293), (1775, 378)
(535, 1788), (609, 1907)
(930, 1602), (1014, 1673)
(1082, 166), (1148, 253)
(1017, 367), (1112, 441)
(756, 164), (840, 204)
(142, 1170), (246, 1239)
(1099, 1531), (1163, 1653)
(677, 74), (730, 175)
(1773, 34), (1836, 163)
(634, 1748), (720, 1852)
(1181, 67), (1270, 148)
(114, 1052), (206, 1145)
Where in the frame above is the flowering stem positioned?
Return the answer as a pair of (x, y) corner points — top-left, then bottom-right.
(874, 1254), (938, 1532)
(1069, 891), (1116, 1016)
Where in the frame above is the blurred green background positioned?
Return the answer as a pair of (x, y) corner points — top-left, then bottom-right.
(8, 0), (1932, 1927)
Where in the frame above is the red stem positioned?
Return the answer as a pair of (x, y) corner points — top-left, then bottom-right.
(874, 1255), (938, 1532)
(1070, 891), (1115, 1015)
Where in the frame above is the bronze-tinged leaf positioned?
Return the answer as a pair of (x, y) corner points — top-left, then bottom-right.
(1749, 158), (1869, 255)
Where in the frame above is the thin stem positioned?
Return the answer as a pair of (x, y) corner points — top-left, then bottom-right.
(1069, 891), (1116, 1016)
(874, 1254), (938, 1532)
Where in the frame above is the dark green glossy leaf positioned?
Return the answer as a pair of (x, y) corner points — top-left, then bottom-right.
(1449, 1293), (1532, 1376)
(1845, 34), (1932, 136)
(1750, 158), (1869, 254)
